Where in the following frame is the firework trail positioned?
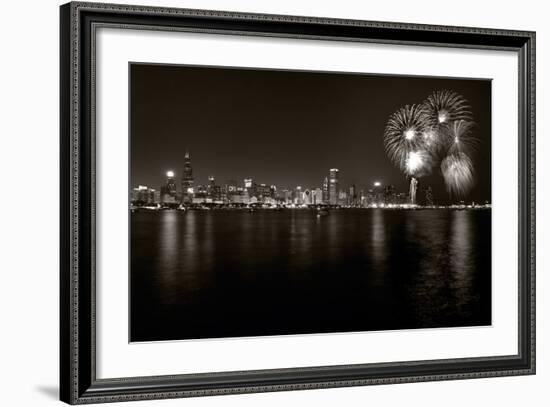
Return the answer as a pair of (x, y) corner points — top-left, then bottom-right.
(446, 119), (478, 156)
(440, 152), (474, 197)
(383, 104), (431, 175)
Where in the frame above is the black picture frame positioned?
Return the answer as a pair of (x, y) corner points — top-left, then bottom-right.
(60, 2), (536, 404)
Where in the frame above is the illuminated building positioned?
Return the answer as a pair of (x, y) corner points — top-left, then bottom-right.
(226, 180), (238, 193)
(207, 176), (222, 201)
(270, 185), (277, 199)
(348, 184), (357, 206)
(160, 171), (177, 204)
(192, 184), (208, 203)
(311, 188), (323, 205)
(242, 189), (251, 204)
(396, 192), (408, 205)
(180, 150), (194, 203)
(384, 184), (397, 205)
(131, 185), (156, 204)
(244, 178), (256, 199)
(295, 186), (303, 205)
(329, 168), (339, 205)
(282, 189), (293, 204)
(366, 189), (375, 206)
(338, 190), (348, 206)
(224, 180), (240, 204)
(372, 182), (384, 205)
(256, 183), (272, 202)
(229, 192), (247, 204)
(303, 189), (312, 205)
(322, 177), (329, 203)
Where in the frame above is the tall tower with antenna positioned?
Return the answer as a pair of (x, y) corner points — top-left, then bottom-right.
(181, 149), (194, 203)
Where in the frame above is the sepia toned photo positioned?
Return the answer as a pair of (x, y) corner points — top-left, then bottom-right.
(129, 63), (491, 342)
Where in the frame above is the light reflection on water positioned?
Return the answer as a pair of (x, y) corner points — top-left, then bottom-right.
(450, 210), (475, 311)
(288, 211), (314, 280)
(131, 209), (491, 341)
(405, 210), (479, 325)
(370, 209), (387, 275)
(156, 211), (179, 305)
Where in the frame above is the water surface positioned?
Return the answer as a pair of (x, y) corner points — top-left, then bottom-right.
(130, 209), (491, 341)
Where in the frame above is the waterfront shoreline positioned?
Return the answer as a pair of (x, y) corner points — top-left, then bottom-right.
(130, 204), (492, 212)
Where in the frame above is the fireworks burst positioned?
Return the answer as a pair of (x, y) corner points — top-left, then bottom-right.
(420, 90), (474, 155)
(383, 89), (479, 199)
(405, 150), (431, 177)
(383, 104), (430, 172)
(441, 152), (474, 196)
(423, 90), (473, 128)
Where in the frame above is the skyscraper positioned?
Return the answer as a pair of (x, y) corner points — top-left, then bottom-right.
(270, 185), (277, 199)
(359, 189), (366, 207)
(303, 189), (312, 205)
(348, 184), (357, 206)
(373, 182), (384, 205)
(366, 189), (375, 206)
(338, 190), (348, 205)
(312, 188), (323, 205)
(282, 189), (293, 204)
(329, 169), (339, 205)
(256, 183), (271, 202)
(384, 184), (397, 205)
(160, 171), (177, 204)
(322, 177), (329, 203)
(180, 150), (194, 203)
(244, 178), (256, 199)
(295, 186), (303, 205)
(207, 176), (222, 201)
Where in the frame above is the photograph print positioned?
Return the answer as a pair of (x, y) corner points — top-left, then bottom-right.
(130, 63), (491, 342)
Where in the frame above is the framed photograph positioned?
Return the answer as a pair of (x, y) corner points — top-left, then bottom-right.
(60, 1), (535, 404)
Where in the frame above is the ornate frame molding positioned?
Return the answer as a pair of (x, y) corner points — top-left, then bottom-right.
(60, 2), (535, 404)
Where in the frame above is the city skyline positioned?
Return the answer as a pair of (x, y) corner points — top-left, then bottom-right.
(131, 150), (472, 208)
(130, 64), (491, 204)
(131, 161), (486, 206)
(132, 151), (431, 200)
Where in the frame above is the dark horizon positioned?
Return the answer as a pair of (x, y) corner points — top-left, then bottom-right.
(130, 63), (491, 203)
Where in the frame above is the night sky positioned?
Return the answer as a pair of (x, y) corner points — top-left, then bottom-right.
(130, 63), (491, 204)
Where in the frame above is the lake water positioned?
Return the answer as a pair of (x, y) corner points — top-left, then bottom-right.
(130, 208), (491, 342)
